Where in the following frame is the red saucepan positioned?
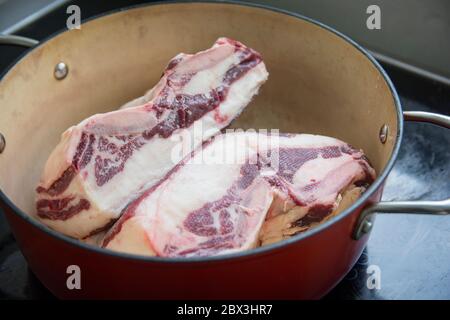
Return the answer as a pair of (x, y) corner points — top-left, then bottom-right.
(0, 2), (449, 299)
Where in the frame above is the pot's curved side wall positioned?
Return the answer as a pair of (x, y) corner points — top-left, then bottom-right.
(1, 186), (382, 299)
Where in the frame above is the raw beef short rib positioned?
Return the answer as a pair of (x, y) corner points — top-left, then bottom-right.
(35, 38), (268, 239)
(102, 132), (375, 257)
(257, 134), (375, 245)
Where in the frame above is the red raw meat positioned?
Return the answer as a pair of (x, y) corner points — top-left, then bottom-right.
(35, 38), (268, 238)
(103, 132), (375, 257)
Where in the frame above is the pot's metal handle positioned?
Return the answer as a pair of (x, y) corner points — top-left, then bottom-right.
(0, 34), (39, 47)
(0, 34), (39, 154)
(404, 111), (450, 129)
(353, 111), (450, 240)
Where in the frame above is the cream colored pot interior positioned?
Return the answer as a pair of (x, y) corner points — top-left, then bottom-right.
(0, 3), (397, 215)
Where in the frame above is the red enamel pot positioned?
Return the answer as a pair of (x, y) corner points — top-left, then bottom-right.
(0, 1), (448, 299)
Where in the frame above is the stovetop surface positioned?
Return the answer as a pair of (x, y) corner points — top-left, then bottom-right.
(0, 0), (449, 300)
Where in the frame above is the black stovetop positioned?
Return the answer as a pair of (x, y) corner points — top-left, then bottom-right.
(1, 0), (449, 300)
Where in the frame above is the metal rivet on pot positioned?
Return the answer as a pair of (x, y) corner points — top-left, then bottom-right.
(0, 133), (5, 154)
(54, 62), (68, 80)
(361, 220), (373, 234)
(379, 124), (389, 144)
